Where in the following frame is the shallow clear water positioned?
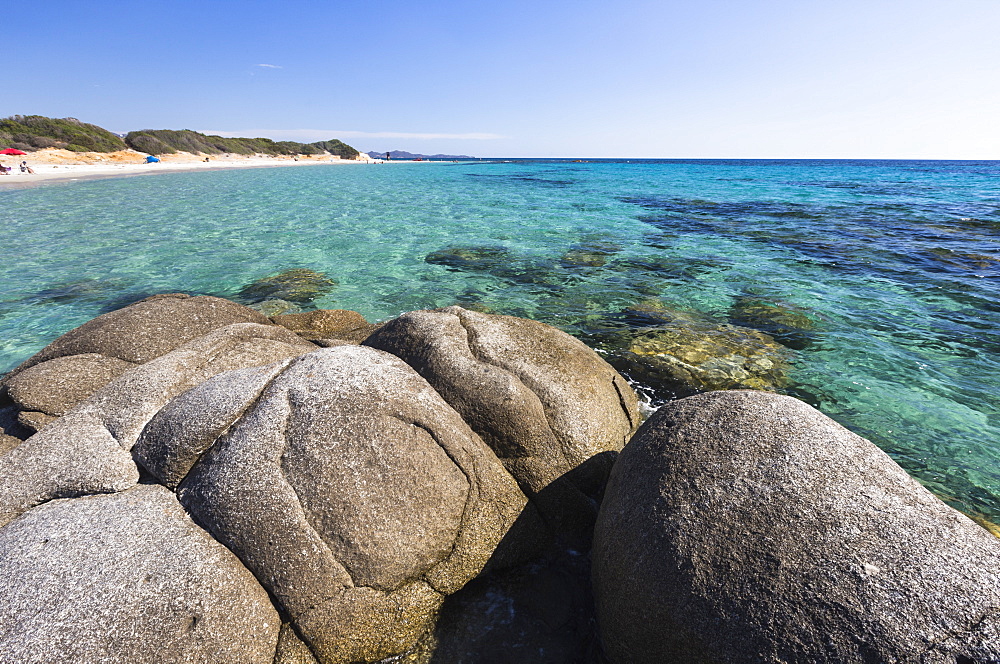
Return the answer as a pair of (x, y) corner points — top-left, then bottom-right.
(1, 159), (998, 521)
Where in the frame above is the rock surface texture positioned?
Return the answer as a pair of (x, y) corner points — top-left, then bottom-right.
(165, 346), (540, 663)
(365, 306), (640, 539)
(2, 296), (642, 663)
(0, 322), (316, 527)
(592, 390), (1000, 664)
(0, 294), (277, 438)
(0, 484), (279, 664)
(3, 293), (271, 377)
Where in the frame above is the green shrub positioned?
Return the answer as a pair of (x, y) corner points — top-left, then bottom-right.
(0, 116), (361, 159)
(0, 115), (127, 152)
(310, 139), (360, 159)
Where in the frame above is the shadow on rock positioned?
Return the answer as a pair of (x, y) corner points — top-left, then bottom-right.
(424, 455), (620, 664)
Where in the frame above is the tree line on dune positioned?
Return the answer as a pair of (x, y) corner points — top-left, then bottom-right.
(0, 115), (360, 159)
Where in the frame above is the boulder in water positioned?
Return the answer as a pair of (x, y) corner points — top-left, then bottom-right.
(592, 390), (1000, 663)
(594, 304), (790, 401)
(728, 295), (817, 349)
(236, 269), (337, 304)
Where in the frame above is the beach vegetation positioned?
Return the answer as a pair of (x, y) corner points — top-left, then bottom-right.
(310, 139), (360, 160)
(0, 115), (127, 152)
(0, 114), (360, 158)
(123, 129), (359, 158)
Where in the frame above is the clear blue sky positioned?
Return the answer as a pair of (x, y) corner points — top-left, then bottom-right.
(3, 0), (998, 158)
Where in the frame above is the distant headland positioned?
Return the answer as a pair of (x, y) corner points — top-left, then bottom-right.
(366, 149), (476, 160)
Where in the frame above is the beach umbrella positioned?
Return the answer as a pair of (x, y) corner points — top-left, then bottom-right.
(145, 155), (160, 163)
(0, 148), (27, 155)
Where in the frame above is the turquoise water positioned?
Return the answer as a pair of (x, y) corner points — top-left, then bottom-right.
(1, 159), (998, 521)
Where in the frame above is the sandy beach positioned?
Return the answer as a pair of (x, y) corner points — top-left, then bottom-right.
(0, 148), (381, 186)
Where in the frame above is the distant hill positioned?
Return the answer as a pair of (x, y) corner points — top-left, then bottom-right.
(0, 115), (360, 159)
(0, 115), (127, 152)
(125, 130), (359, 159)
(367, 150), (475, 160)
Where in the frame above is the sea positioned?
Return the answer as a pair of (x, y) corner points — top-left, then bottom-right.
(1, 158), (998, 522)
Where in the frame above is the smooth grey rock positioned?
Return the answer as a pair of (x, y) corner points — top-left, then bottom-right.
(592, 390), (1000, 664)
(177, 345), (540, 664)
(0, 411), (138, 527)
(364, 306), (640, 538)
(3, 353), (137, 416)
(4, 294), (270, 378)
(0, 484), (279, 664)
(0, 323), (315, 527)
(134, 362), (294, 489)
(82, 322), (316, 450)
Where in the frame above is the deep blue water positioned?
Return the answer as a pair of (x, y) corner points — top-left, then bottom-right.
(1, 159), (998, 522)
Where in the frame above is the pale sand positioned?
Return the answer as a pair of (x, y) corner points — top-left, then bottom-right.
(0, 148), (385, 186)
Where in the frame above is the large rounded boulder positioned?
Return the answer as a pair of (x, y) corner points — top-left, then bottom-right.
(5, 293), (272, 375)
(364, 306), (640, 538)
(0, 323), (317, 528)
(0, 294), (276, 435)
(592, 390), (1000, 663)
(136, 345), (540, 664)
(0, 484), (279, 663)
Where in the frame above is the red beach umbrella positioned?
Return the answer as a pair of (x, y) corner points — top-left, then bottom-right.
(0, 148), (27, 155)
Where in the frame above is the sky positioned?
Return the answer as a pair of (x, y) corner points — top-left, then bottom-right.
(3, 0), (999, 158)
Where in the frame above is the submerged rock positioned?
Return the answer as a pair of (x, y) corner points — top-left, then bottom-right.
(26, 277), (129, 305)
(425, 245), (514, 272)
(426, 246), (567, 288)
(236, 269), (337, 304)
(249, 298), (302, 316)
(728, 295), (817, 350)
(590, 303), (790, 401)
(559, 238), (621, 268)
(592, 390), (1000, 664)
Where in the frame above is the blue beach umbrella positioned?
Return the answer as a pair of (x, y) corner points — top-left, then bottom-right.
(145, 155), (160, 163)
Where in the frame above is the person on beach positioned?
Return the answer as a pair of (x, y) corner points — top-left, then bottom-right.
(0, 162), (8, 175)
(20, 161), (34, 174)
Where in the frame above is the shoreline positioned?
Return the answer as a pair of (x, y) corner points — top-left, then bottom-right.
(0, 148), (394, 188)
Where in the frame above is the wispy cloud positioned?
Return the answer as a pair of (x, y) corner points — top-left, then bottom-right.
(254, 64), (282, 69)
(202, 128), (504, 141)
